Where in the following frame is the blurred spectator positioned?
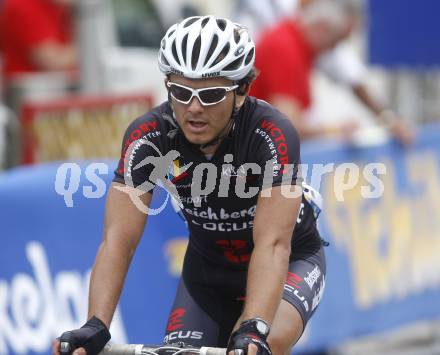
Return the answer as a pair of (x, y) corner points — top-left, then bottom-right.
(249, 0), (413, 144)
(235, 0), (366, 92)
(0, 0), (77, 168)
(0, 0), (77, 86)
(235, 0), (313, 40)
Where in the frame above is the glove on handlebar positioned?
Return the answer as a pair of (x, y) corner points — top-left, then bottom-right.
(227, 319), (272, 355)
(59, 316), (111, 355)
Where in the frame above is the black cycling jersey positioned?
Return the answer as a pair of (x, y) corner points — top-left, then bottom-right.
(114, 96), (322, 268)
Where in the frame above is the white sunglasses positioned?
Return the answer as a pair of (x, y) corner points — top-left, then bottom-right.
(167, 81), (238, 106)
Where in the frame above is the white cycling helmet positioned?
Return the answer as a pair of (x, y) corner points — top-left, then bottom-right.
(158, 16), (255, 81)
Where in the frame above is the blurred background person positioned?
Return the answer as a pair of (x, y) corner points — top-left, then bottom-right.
(0, 0), (77, 89)
(247, 0), (413, 144)
(0, 0), (77, 168)
(235, 0), (313, 40)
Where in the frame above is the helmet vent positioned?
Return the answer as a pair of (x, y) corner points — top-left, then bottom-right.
(191, 35), (202, 70)
(216, 19), (227, 31)
(213, 42), (230, 66)
(233, 29), (240, 44)
(223, 55), (244, 71)
(244, 48), (254, 65)
(183, 17), (199, 28)
(204, 34), (218, 66)
(182, 34), (188, 65)
(171, 40), (179, 64)
(201, 17), (210, 28)
(168, 29), (175, 38)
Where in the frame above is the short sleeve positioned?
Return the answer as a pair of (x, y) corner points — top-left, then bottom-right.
(113, 115), (166, 191)
(251, 109), (301, 189)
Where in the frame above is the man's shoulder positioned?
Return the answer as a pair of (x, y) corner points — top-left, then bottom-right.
(239, 96), (300, 155)
(121, 101), (173, 151)
(257, 20), (297, 48)
(115, 102), (172, 180)
(124, 101), (171, 135)
(244, 96), (293, 127)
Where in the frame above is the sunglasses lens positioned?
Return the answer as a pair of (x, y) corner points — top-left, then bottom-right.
(199, 88), (227, 104)
(170, 85), (192, 102)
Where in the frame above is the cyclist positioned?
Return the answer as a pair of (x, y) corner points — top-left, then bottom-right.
(53, 15), (326, 355)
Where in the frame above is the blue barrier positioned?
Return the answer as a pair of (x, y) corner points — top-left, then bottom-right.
(1, 124), (440, 354)
(297, 124), (440, 351)
(368, 0), (440, 67)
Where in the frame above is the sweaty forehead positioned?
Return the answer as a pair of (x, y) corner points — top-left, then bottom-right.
(168, 74), (233, 88)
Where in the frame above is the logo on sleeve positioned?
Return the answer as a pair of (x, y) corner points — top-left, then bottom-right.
(260, 120), (289, 166)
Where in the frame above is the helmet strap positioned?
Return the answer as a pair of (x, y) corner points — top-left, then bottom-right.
(166, 91), (181, 139)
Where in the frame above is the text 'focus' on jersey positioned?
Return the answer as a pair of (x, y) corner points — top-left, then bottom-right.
(114, 96), (321, 268)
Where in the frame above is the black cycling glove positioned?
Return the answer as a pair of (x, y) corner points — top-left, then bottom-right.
(227, 318), (272, 355)
(59, 316), (111, 355)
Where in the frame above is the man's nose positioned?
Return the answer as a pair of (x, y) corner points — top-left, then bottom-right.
(187, 96), (204, 114)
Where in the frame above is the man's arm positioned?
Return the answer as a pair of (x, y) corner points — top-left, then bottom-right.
(52, 182), (151, 355)
(352, 84), (414, 145)
(351, 84), (382, 116)
(31, 41), (77, 71)
(88, 182), (152, 326)
(241, 185), (301, 324)
(270, 95), (358, 140)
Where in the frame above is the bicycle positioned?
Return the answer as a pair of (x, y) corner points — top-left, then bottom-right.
(90, 342), (227, 355)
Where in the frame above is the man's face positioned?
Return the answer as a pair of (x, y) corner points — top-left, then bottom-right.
(167, 74), (236, 147)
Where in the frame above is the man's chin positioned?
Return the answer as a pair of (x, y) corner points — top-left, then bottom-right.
(183, 132), (212, 146)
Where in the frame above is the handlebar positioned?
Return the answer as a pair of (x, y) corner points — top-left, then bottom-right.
(98, 343), (227, 355)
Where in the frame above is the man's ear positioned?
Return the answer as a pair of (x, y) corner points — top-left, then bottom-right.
(235, 84), (251, 108)
(236, 83), (250, 96)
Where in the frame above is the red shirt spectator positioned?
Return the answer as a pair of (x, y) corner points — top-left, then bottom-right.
(250, 20), (316, 110)
(0, 0), (75, 82)
(250, 2), (413, 145)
